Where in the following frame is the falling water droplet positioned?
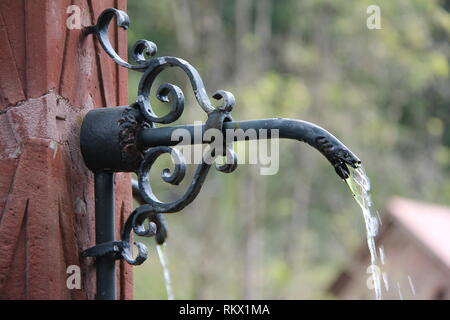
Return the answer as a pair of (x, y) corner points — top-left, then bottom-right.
(397, 282), (403, 300)
(379, 246), (385, 265)
(156, 244), (174, 300)
(382, 272), (389, 291)
(345, 166), (382, 300)
(408, 275), (416, 297)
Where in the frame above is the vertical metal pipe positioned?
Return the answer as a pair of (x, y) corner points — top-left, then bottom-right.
(94, 172), (116, 300)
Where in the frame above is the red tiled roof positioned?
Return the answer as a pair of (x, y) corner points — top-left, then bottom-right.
(386, 197), (450, 269)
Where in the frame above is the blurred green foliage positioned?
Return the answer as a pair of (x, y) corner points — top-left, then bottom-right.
(125, 0), (450, 299)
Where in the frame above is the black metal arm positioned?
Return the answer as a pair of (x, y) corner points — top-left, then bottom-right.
(80, 8), (361, 299)
(137, 119), (361, 179)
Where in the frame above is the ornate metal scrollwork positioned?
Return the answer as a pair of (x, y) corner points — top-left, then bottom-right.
(83, 8), (238, 265)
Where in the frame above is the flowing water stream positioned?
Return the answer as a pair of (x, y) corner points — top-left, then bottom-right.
(156, 244), (175, 300)
(152, 164), (410, 300)
(345, 165), (383, 300)
(408, 275), (416, 296)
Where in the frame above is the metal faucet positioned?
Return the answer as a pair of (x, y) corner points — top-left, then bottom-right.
(80, 8), (361, 299)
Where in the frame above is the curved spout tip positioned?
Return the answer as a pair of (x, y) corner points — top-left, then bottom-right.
(330, 146), (361, 180)
(332, 148), (361, 180)
(334, 161), (360, 180)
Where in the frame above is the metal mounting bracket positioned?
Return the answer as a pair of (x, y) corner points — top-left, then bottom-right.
(80, 8), (361, 300)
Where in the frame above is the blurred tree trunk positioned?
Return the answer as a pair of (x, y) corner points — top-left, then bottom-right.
(285, 150), (314, 268)
(234, 0), (253, 85)
(171, 0), (196, 55)
(199, 0), (227, 88)
(240, 169), (265, 299)
(255, 0), (272, 73)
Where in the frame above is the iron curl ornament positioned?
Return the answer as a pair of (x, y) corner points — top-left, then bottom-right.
(82, 8), (239, 265)
(80, 8), (362, 299)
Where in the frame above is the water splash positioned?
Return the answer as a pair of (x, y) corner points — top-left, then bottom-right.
(345, 165), (382, 300)
(382, 272), (389, 292)
(408, 275), (416, 296)
(397, 282), (403, 300)
(156, 244), (174, 300)
(379, 246), (386, 265)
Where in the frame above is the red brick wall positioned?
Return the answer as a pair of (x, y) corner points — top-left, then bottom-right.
(0, 0), (132, 299)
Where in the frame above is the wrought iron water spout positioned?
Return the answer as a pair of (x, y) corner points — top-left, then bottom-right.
(80, 8), (361, 299)
(136, 118), (361, 179)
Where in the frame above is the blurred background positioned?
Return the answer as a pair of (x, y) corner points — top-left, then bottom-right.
(126, 0), (450, 299)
